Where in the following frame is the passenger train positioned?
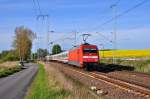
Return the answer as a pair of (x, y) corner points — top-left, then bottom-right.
(46, 43), (100, 70)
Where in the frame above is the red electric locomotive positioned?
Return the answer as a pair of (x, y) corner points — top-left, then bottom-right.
(68, 43), (99, 70)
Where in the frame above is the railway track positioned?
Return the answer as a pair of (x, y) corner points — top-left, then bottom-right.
(72, 69), (150, 98)
(50, 62), (150, 98)
(90, 72), (150, 98)
(116, 71), (150, 79)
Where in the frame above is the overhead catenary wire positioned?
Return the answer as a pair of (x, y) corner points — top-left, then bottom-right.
(49, 37), (74, 45)
(78, 0), (150, 50)
(80, 0), (150, 32)
(96, 0), (149, 50)
(70, 0), (149, 49)
(31, 0), (149, 52)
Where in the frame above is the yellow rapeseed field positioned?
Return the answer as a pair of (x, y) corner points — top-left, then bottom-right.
(99, 49), (150, 58)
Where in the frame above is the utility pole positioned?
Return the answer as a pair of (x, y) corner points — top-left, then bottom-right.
(37, 14), (50, 54)
(49, 41), (53, 55)
(37, 36), (42, 60)
(99, 44), (105, 58)
(46, 17), (50, 55)
(73, 31), (77, 47)
(48, 31), (55, 54)
(110, 4), (117, 64)
(46, 18), (50, 55)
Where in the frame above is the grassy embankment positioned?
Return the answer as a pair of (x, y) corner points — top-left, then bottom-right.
(100, 59), (150, 73)
(26, 63), (70, 99)
(26, 63), (98, 99)
(99, 50), (150, 73)
(0, 61), (21, 78)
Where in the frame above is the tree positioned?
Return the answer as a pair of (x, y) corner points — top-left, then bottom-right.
(13, 26), (36, 61)
(52, 44), (62, 54)
(1, 50), (9, 58)
(0, 53), (1, 59)
(31, 53), (38, 60)
(0, 50), (17, 61)
(2, 51), (15, 61)
(37, 48), (48, 59)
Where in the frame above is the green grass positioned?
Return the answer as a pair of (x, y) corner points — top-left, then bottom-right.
(26, 63), (70, 99)
(0, 60), (3, 64)
(100, 59), (150, 73)
(0, 66), (21, 78)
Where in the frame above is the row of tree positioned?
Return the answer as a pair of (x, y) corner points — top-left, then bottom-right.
(0, 26), (63, 62)
(32, 44), (62, 60)
(0, 26), (36, 62)
(0, 50), (17, 62)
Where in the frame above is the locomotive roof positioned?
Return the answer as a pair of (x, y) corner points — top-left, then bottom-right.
(70, 43), (97, 50)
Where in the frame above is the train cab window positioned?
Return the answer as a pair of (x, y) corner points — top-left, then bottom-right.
(83, 48), (97, 53)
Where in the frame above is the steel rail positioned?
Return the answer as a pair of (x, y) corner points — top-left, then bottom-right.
(91, 72), (150, 98)
(50, 62), (150, 98)
(117, 71), (150, 79)
(62, 65), (150, 98)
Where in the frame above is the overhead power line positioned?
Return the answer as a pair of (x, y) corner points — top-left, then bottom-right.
(96, 32), (112, 43)
(32, 0), (51, 53)
(81, 0), (150, 32)
(32, 0), (38, 15)
(49, 37), (73, 45)
(36, 0), (42, 14)
(115, 0), (121, 5)
(32, 0), (42, 15)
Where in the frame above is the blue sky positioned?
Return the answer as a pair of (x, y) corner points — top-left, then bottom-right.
(0, 0), (150, 52)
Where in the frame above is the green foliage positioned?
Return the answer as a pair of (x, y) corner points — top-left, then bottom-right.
(37, 49), (48, 58)
(0, 60), (3, 64)
(0, 50), (17, 62)
(2, 52), (16, 61)
(0, 50), (10, 58)
(0, 53), (1, 59)
(100, 59), (150, 73)
(52, 44), (62, 54)
(144, 60), (150, 63)
(0, 66), (21, 78)
(13, 26), (36, 60)
(27, 63), (69, 99)
(31, 53), (37, 60)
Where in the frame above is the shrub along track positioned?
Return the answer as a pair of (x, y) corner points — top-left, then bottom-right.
(48, 62), (150, 99)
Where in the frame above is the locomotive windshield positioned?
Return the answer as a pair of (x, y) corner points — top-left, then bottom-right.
(83, 48), (97, 53)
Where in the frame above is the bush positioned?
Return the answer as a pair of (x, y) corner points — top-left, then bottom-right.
(0, 66), (21, 78)
(2, 52), (17, 62)
(145, 60), (150, 63)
